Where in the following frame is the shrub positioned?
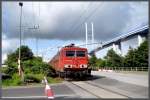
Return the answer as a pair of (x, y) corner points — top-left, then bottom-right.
(2, 74), (12, 80)
(2, 74), (23, 86)
(2, 79), (13, 86)
(24, 74), (42, 83)
(47, 77), (63, 83)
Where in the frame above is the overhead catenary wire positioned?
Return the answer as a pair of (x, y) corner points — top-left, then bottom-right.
(29, 2), (41, 56)
(32, 2), (36, 27)
(35, 2), (41, 56)
(70, 3), (104, 35)
(21, 4), (33, 45)
(71, 3), (104, 50)
(68, 2), (92, 32)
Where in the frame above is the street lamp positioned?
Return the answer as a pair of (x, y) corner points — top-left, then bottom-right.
(18, 2), (24, 82)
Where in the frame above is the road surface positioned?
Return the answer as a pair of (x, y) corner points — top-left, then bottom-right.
(2, 71), (148, 99)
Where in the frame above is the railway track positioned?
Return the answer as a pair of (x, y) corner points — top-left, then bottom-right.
(68, 80), (130, 99)
(85, 81), (131, 98)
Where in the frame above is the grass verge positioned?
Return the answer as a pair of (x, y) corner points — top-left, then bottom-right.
(2, 73), (63, 87)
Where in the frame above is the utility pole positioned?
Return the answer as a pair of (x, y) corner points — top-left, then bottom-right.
(85, 22), (95, 50)
(91, 22), (94, 49)
(58, 47), (60, 68)
(36, 25), (40, 56)
(18, 2), (24, 82)
(85, 22), (88, 48)
(36, 37), (39, 56)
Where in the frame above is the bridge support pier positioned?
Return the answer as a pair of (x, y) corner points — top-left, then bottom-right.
(138, 34), (145, 46)
(138, 35), (142, 46)
(112, 43), (122, 55)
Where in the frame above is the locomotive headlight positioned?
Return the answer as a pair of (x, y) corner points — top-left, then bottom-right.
(64, 64), (72, 68)
(84, 64), (87, 68)
(80, 64), (87, 68)
(64, 65), (68, 68)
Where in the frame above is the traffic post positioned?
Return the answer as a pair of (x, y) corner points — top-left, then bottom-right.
(44, 77), (54, 99)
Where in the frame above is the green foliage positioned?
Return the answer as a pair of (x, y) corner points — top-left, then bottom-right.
(4, 45), (55, 76)
(123, 48), (137, 67)
(24, 74), (43, 83)
(15, 45), (33, 61)
(136, 40), (148, 67)
(90, 40), (148, 69)
(22, 58), (56, 76)
(4, 45), (34, 75)
(47, 77), (63, 83)
(123, 40), (148, 67)
(96, 58), (106, 67)
(105, 49), (123, 67)
(89, 55), (97, 67)
(2, 74), (23, 86)
(95, 40), (148, 68)
(3, 45), (57, 86)
(11, 74), (23, 85)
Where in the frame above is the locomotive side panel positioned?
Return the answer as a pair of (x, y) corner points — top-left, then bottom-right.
(49, 50), (65, 72)
(49, 53), (59, 71)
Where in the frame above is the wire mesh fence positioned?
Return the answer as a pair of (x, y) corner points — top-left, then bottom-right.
(91, 66), (148, 71)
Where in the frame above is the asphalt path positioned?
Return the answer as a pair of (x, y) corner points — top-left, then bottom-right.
(92, 71), (148, 87)
(2, 71), (149, 99)
(2, 83), (77, 99)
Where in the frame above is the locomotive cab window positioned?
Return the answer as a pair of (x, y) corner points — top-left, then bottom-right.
(76, 51), (85, 57)
(66, 51), (75, 57)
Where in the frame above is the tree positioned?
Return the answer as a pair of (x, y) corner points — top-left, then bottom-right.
(96, 58), (106, 68)
(4, 45), (33, 75)
(124, 40), (148, 68)
(15, 45), (33, 61)
(123, 48), (137, 67)
(105, 49), (123, 67)
(4, 45), (56, 77)
(136, 40), (148, 67)
(89, 55), (97, 67)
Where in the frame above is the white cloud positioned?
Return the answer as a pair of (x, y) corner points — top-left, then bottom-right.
(2, 2), (148, 41)
(2, 34), (19, 63)
(121, 2), (148, 33)
(2, 1), (148, 62)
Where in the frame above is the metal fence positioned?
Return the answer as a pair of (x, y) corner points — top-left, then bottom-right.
(91, 66), (148, 71)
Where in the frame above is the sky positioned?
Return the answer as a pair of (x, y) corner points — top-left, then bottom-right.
(2, 1), (148, 63)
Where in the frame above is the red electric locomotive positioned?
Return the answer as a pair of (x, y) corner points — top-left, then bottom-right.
(49, 44), (91, 78)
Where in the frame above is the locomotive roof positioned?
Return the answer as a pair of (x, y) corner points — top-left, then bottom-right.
(62, 46), (87, 50)
(49, 45), (87, 63)
(60, 43), (87, 51)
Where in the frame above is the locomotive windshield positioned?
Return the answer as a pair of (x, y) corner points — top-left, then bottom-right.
(66, 50), (86, 57)
(76, 51), (85, 57)
(66, 51), (75, 57)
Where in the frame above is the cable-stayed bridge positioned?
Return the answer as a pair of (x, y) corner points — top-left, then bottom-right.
(89, 25), (148, 58)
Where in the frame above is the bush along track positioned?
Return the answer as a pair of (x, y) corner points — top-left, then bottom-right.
(2, 45), (62, 87)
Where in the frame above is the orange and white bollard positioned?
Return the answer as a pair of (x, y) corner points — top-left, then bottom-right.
(44, 77), (54, 99)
